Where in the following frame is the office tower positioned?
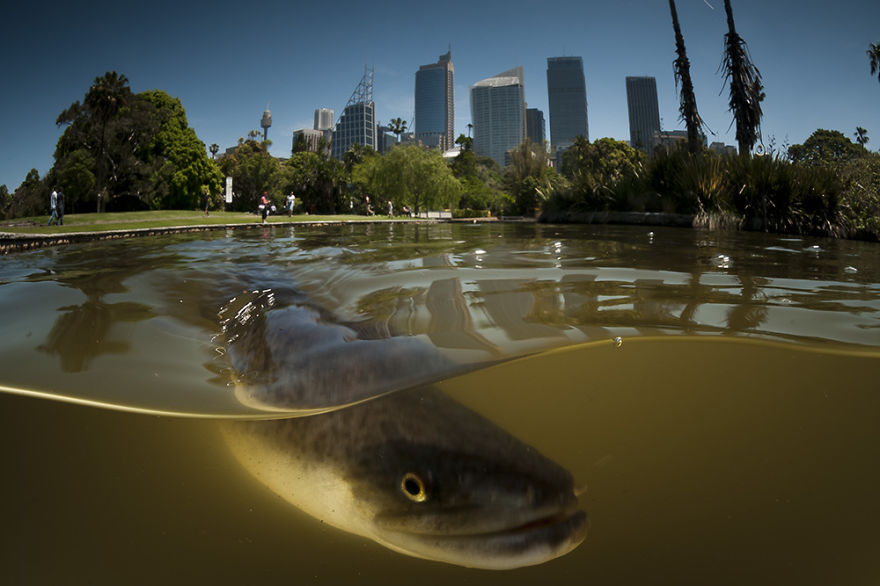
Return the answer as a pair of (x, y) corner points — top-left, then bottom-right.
(546, 57), (588, 150)
(415, 51), (455, 150)
(470, 66), (525, 166)
(376, 124), (397, 154)
(314, 108), (334, 131)
(626, 76), (661, 154)
(526, 108), (546, 145)
(292, 128), (326, 153)
(331, 68), (377, 159)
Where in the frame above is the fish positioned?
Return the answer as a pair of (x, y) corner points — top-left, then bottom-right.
(222, 386), (587, 570)
(219, 290), (587, 569)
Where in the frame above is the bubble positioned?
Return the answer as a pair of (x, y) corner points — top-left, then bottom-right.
(613, 337), (623, 348)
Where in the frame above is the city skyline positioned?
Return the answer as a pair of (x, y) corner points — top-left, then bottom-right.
(2, 0), (879, 188)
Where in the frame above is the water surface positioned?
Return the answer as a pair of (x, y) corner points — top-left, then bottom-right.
(1, 223), (878, 583)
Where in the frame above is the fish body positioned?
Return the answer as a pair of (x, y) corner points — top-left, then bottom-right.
(223, 386), (586, 569)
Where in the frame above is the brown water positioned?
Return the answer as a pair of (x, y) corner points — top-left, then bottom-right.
(1, 223), (878, 584)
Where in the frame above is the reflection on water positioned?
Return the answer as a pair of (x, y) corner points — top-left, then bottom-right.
(0, 223), (879, 583)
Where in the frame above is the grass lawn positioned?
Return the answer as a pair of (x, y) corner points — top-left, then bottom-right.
(0, 210), (404, 234)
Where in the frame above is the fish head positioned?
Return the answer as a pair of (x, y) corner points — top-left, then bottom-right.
(346, 439), (588, 570)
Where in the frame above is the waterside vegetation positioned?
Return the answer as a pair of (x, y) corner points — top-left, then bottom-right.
(2, 0), (878, 241)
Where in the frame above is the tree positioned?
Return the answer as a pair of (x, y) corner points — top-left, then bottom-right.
(218, 139), (283, 211)
(559, 137), (644, 209)
(669, 0), (705, 155)
(387, 117), (408, 142)
(454, 133), (473, 152)
(140, 90), (222, 209)
(56, 72), (134, 211)
(8, 169), (49, 219)
(721, 0), (764, 155)
(505, 140), (556, 215)
(0, 184), (11, 219)
(854, 127), (869, 147)
(868, 42), (880, 84)
(210, 144), (219, 159)
(788, 129), (869, 166)
(283, 150), (346, 214)
(352, 145), (461, 215)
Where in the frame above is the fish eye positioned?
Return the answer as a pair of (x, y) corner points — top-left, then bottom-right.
(400, 472), (428, 502)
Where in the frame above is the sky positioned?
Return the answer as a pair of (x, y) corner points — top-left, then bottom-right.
(1, 0), (879, 189)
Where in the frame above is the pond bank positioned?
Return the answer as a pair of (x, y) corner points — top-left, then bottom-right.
(0, 219), (448, 254)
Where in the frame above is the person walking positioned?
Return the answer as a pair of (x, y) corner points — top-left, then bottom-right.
(48, 189), (59, 225)
(203, 190), (210, 216)
(259, 192), (270, 223)
(286, 192), (296, 217)
(56, 190), (65, 225)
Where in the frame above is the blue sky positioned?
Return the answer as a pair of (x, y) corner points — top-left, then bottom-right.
(1, 0), (878, 189)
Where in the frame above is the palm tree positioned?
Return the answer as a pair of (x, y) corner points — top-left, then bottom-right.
(388, 117), (408, 142)
(869, 43), (880, 84)
(84, 72), (132, 211)
(721, 0), (764, 155)
(209, 143), (219, 160)
(669, 0), (704, 155)
(854, 127), (869, 147)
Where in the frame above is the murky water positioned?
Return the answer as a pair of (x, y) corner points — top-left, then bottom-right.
(1, 223), (878, 584)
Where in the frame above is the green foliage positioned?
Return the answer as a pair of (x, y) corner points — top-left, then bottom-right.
(451, 150), (510, 213)
(9, 169), (49, 219)
(48, 72), (221, 215)
(0, 184), (11, 219)
(837, 156), (880, 239)
(352, 145), (462, 215)
(556, 137), (644, 210)
(218, 140), (283, 212)
(140, 90), (222, 209)
(283, 151), (347, 214)
(505, 141), (557, 216)
(868, 42), (880, 84)
(788, 129), (869, 166)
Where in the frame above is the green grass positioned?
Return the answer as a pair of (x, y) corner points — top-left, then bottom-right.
(0, 210), (408, 235)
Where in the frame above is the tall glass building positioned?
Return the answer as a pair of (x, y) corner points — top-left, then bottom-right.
(415, 51), (454, 150)
(526, 108), (546, 146)
(626, 76), (661, 154)
(331, 69), (377, 159)
(470, 67), (525, 166)
(546, 57), (588, 151)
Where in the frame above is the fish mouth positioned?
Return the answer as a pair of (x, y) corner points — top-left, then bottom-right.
(377, 505), (588, 570)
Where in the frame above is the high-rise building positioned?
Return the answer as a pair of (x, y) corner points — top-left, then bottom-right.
(331, 69), (377, 159)
(626, 76), (661, 154)
(314, 108), (334, 131)
(415, 51), (455, 150)
(470, 66), (525, 166)
(546, 57), (588, 151)
(526, 108), (546, 146)
(292, 128), (326, 153)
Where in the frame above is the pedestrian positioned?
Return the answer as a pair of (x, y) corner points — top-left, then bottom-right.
(56, 190), (65, 225)
(387, 200), (393, 216)
(48, 189), (59, 225)
(259, 192), (270, 223)
(203, 190), (210, 216)
(286, 192), (296, 217)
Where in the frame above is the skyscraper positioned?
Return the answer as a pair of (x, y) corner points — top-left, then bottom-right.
(415, 51), (454, 150)
(314, 108), (334, 132)
(626, 76), (661, 154)
(546, 57), (588, 151)
(331, 68), (377, 159)
(526, 108), (545, 146)
(470, 67), (525, 166)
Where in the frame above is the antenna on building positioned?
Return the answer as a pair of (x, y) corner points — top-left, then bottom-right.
(346, 66), (374, 107)
(261, 104), (272, 142)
